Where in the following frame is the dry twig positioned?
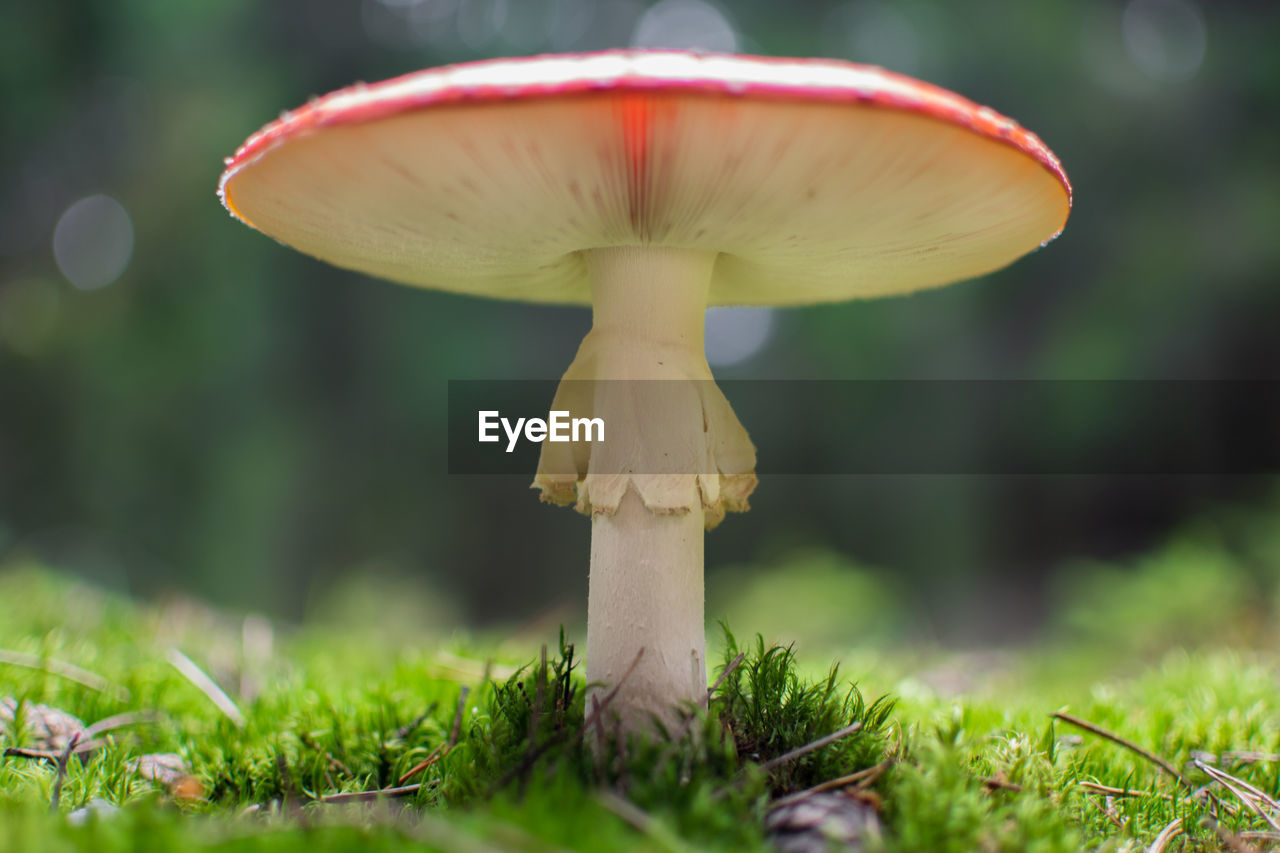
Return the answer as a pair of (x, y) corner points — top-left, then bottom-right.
(1051, 712), (1188, 789)
(713, 719), (870, 804)
(318, 783), (422, 804)
(49, 732), (80, 813)
(590, 695), (606, 777)
(707, 652), (746, 701)
(981, 776), (1024, 793)
(1091, 795), (1125, 831)
(661, 651), (749, 750)
(298, 731), (350, 777)
(85, 710), (160, 738)
(0, 649), (128, 699)
(487, 648), (644, 796)
(449, 686), (470, 749)
(595, 790), (695, 853)
(276, 753), (310, 826)
(394, 708), (434, 741)
(616, 717), (631, 797)
(582, 649), (645, 732)
(1194, 759), (1280, 832)
(518, 647), (548, 790)
(397, 744), (444, 786)
(1211, 820), (1264, 853)
(1079, 780), (1173, 800)
(1148, 817), (1182, 853)
(1226, 752), (1280, 765)
(770, 759), (893, 809)
(4, 741), (100, 764)
(759, 721), (864, 773)
(1239, 830), (1280, 842)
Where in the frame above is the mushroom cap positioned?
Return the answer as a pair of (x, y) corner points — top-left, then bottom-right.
(219, 50), (1071, 306)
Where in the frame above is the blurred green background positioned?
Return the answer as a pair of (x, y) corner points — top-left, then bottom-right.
(1, 0), (1277, 643)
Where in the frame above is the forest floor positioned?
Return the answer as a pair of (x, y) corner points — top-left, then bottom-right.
(1, 537), (1278, 852)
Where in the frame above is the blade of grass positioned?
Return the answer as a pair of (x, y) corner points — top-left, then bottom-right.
(167, 648), (246, 728)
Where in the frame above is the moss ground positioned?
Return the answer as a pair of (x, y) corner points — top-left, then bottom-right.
(1, 535), (1278, 852)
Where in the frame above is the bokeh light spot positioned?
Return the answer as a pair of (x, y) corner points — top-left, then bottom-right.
(456, 0), (509, 50)
(630, 0), (737, 53)
(545, 0), (594, 49)
(820, 1), (921, 76)
(705, 307), (774, 367)
(1122, 0), (1206, 83)
(577, 0), (644, 51)
(363, 0), (459, 48)
(52, 195), (134, 291)
(500, 0), (552, 50)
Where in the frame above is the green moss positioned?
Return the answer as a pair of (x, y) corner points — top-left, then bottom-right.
(1, 561), (1278, 851)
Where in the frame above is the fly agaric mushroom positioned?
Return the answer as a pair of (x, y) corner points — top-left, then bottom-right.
(218, 50), (1071, 735)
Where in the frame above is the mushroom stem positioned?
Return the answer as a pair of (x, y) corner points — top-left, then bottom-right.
(586, 247), (712, 358)
(580, 247), (715, 734)
(588, 486), (706, 733)
(534, 246), (755, 736)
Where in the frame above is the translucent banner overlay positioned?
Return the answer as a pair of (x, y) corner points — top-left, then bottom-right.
(447, 380), (1280, 476)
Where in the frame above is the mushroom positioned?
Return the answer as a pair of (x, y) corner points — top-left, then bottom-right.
(218, 51), (1071, 735)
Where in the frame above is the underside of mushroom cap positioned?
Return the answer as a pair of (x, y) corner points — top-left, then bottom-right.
(219, 51), (1071, 307)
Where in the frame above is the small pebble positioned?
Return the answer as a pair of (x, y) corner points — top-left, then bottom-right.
(67, 798), (120, 826)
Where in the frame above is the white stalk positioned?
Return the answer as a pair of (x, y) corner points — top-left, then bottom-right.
(583, 247), (712, 734)
(588, 485), (706, 733)
(533, 246), (757, 736)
